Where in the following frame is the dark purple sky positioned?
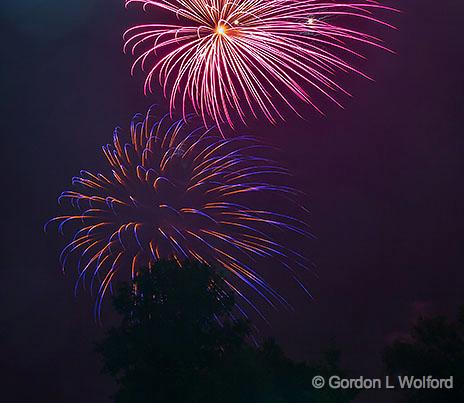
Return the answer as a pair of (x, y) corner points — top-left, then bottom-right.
(1, 1), (463, 402)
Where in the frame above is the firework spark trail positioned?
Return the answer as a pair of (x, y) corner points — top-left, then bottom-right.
(124, 0), (397, 131)
(46, 108), (312, 318)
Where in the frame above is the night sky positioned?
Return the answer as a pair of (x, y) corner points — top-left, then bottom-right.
(1, 1), (463, 402)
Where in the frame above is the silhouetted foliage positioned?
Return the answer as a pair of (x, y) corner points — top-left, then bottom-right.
(97, 260), (357, 403)
(383, 306), (464, 402)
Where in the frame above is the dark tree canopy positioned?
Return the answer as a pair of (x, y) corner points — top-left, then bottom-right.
(97, 260), (356, 403)
(383, 306), (464, 403)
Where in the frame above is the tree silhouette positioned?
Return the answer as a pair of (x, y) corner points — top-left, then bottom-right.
(383, 306), (464, 402)
(97, 260), (357, 403)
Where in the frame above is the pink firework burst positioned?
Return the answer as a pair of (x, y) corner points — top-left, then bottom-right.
(124, 0), (397, 131)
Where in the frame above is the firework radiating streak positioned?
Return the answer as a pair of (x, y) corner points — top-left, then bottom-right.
(46, 108), (312, 318)
(124, 0), (397, 131)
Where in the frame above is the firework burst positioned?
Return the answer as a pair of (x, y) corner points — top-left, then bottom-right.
(124, 0), (396, 131)
(46, 108), (311, 318)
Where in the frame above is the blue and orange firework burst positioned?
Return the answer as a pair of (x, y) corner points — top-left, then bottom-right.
(124, 0), (397, 131)
(46, 108), (311, 317)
